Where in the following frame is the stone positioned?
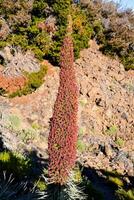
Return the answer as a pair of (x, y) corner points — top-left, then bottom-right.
(104, 144), (113, 158)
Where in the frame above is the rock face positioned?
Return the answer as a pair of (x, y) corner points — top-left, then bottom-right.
(0, 40), (133, 175)
(76, 40), (134, 146)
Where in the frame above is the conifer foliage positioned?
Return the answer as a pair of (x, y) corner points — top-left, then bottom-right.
(48, 18), (78, 185)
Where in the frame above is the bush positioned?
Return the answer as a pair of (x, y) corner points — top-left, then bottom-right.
(46, 5), (92, 64)
(25, 64), (47, 89)
(77, 140), (86, 153)
(0, 0), (92, 66)
(9, 64), (47, 97)
(52, 0), (72, 25)
(116, 189), (134, 200)
(115, 138), (125, 148)
(72, 6), (93, 58)
(0, 3), (53, 61)
(7, 34), (28, 49)
(1, 0), (133, 70)
(8, 115), (21, 130)
(45, 25), (66, 65)
(83, 0), (134, 70)
(44, 0), (72, 64)
(32, 0), (48, 17)
(108, 176), (124, 188)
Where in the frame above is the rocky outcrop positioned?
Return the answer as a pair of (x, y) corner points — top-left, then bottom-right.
(0, 46), (40, 77)
(76, 40), (134, 147)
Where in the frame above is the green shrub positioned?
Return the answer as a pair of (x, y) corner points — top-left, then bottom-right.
(0, 15), (53, 61)
(46, 5), (92, 64)
(31, 122), (41, 130)
(79, 127), (86, 137)
(72, 6), (92, 58)
(7, 34), (28, 49)
(116, 188), (134, 200)
(84, 0), (134, 70)
(35, 180), (47, 191)
(9, 64), (47, 98)
(46, 25), (66, 64)
(105, 125), (118, 136)
(108, 176), (124, 188)
(0, 40), (8, 48)
(33, 31), (53, 57)
(18, 128), (37, 144)
(0, 1), (92, 66)
(25, 64), (47, 89)
(72, 167), (83, 184)
(52, 0), (72, 25)
(115, 138), (125, 148)
(32, 0), (48, 17)
(77, 140), (86, 153)
(122, 55), (134, 70)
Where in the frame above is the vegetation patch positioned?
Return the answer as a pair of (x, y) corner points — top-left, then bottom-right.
(8, 115), (22, 130)
(116, 188), (134, 200)
(105, 125), (118, 136)
(77, 140), (87, 153)
(115, 137), (125, 148)
(9, 64), (47, 98)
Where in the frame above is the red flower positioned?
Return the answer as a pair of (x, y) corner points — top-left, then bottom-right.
(48, 35), (78, 185)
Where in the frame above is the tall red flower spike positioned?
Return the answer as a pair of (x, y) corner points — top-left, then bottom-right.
(48, 33), (78, 185)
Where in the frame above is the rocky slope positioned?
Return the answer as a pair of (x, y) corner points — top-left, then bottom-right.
(0, 41), (134, 176)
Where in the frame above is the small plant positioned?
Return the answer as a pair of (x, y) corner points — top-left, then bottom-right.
(35, 180), (47, 191)
(18, 128), (37, 144)
(79, 127), (86, 137)
(72, 6), (92, 58)
(105, 125), (118, 136)
(108, 176), (124, 188)
(72, 166), (83, 184)
(116, 188), (134, 200)
(31, 122), (41, 130)
(124, 83), (134, 93)
(0, 152), (10, 162)
(115, 138), (125, 148)
(79, 98), (88, 107)
(8, 115), (22, 130)
(77, 140), (86, 153)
